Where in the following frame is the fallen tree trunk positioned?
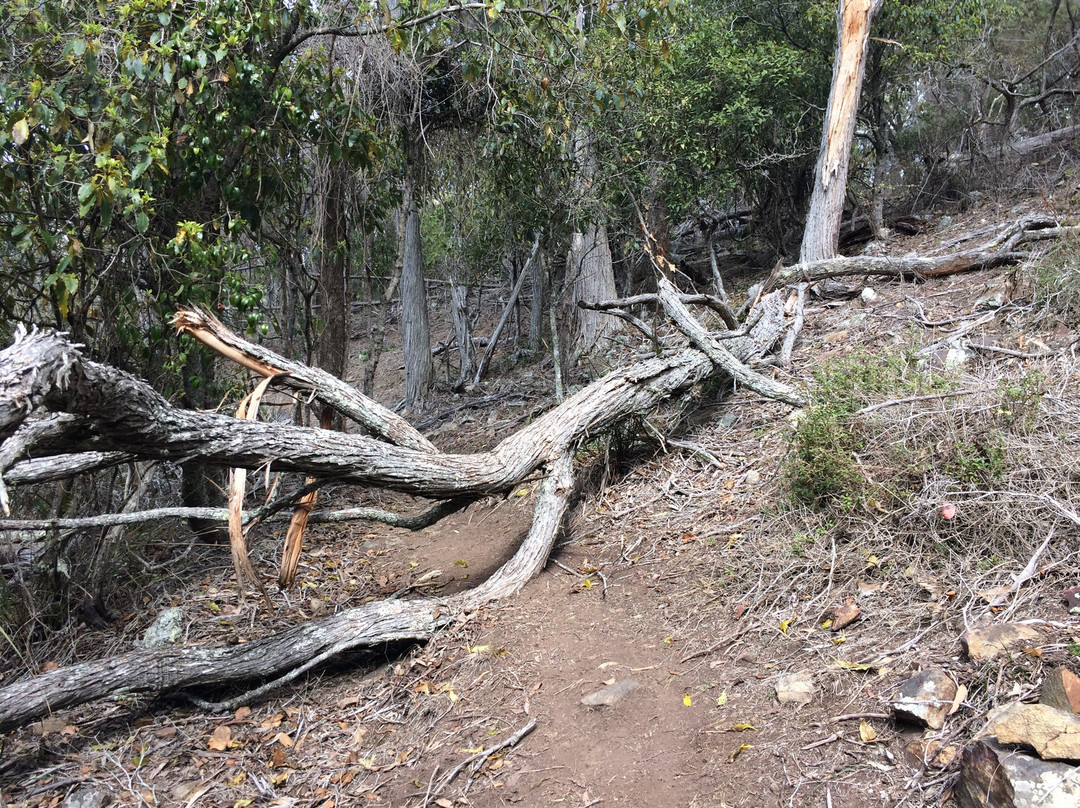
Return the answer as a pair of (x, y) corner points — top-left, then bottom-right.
(0, 278), (791, 731)
(775, 216), (1079, 289)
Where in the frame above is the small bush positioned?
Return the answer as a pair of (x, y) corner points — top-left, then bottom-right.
(786, 350), (931, 509)
(1034, 233), (1080, 325)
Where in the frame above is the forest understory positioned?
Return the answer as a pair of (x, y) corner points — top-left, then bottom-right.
(2, 189), (1080, 808)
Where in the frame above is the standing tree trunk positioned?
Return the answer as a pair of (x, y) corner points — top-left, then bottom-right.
(567, 131), (619, 356)
(316, 161), (350, 383)
(401, 132), (433, 409)
(450, 280), (474, 389)
(569, 225), (618, 355)
(800, 0), (884, 263)
(529, 240), (545, 353)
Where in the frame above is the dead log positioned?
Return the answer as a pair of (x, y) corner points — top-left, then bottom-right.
(775, 218), (1080, 290)
(0, 283), (791, 731)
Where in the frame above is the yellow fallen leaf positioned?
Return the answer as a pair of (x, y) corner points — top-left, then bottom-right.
(513, 488), (530, 497)
(730, 723), (755, 732)
(859, 721), (877, 743)
(821, 619), (833, 630)
(727, 743), (752, 763)
(716, 691), (728, 707)
(683, 694), (692, 707)
(831, 657), (876, 672)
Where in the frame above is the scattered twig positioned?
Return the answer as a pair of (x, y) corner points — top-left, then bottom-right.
(855, 390), (977, 416)
(801, 734), (840, 751)
(426, 719), (537, 806)
(830, 712), (890, 723)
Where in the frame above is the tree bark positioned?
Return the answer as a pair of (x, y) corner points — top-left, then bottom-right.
(473, 237), (539, 387)
(316, 161), (351, 384)
(568, 132), (619, 355)
(450, 280), (475, 389)
(401, 133), (433, 408)
(800, 0), (884, 263)
(529, 242), (546, 353)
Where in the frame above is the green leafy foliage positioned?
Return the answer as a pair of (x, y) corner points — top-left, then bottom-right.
(0, 0), (374, 371)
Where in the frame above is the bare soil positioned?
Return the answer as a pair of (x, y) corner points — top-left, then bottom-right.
(3, 195), (1080, 808)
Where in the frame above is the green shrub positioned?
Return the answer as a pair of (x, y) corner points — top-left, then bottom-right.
(786, 350), (933, 509)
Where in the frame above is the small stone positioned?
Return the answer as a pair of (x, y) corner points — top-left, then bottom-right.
(63, 788), (110, 808)
(581, 679), (639, 707)
(905, 738), (959, 769)
(892, 668), (956, 730)
(945, 345), (968, 370)
(1062, 587), (1080, 608)
(1041, 669), (1080, 715)
(957, 737), (1080, 808)
(775, 672), (814, 706)
(830, 601), (861, 631)
(744, 470), (761, 487)
(859, 287), (879, 306)
(938, 215), (953, 230)
(986, 702), (1080, 761)
(962, 623), (1042, 661)
(140, 606), (184, 649)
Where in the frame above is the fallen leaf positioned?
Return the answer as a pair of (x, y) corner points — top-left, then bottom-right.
(716, 691), (728, 707)
(859, 721), (877, 742)
(683, 694), (692, 707)
(831, 658), (876, 672)
(208, 725), (232, 751)
(234, 706), (252, 721)
(41, 661), (60, 673)
(948, 684), (968, 716)
(275, 732), (293, 748)
(727, 743), (752, 763)
(730, 723), (755, 732)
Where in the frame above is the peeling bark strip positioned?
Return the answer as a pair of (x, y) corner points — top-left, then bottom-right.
(0, 287), (790, 731)
(173, 309), (436, 453)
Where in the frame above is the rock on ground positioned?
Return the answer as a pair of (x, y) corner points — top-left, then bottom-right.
(1041, 668), (1080, 715)
(985, 702), (1080, 762)
(892, 668), (956, 730)
(957, 737), (1080, 808)
(961, 623), (1041, 661)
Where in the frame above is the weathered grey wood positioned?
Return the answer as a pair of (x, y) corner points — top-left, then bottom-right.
(654, 276), (801, 405)
(0, 452), (571, 732)
(0, 284), (792, 732)
(173, 310), (435, 453)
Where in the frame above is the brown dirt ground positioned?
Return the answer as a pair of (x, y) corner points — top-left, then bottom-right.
(3, 193), (1080, 808)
